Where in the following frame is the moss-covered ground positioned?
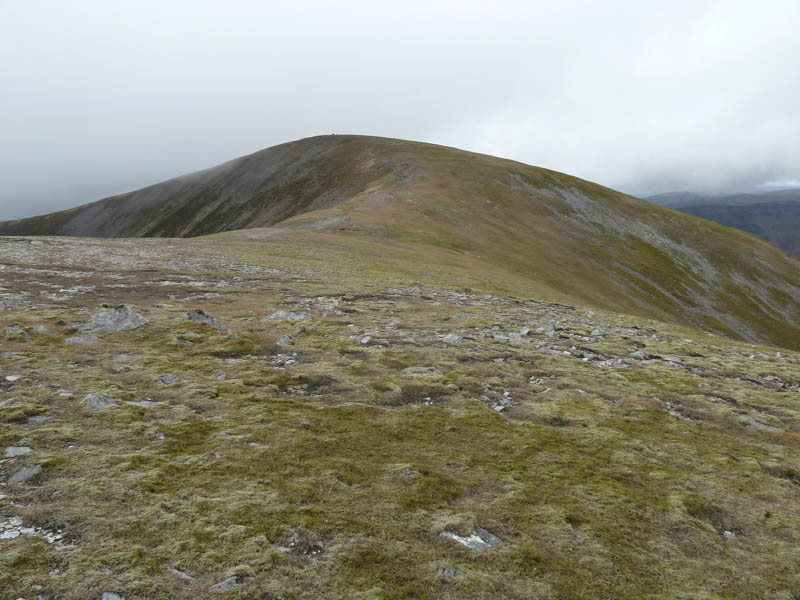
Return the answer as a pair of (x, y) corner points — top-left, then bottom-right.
(0, 234), (798, 599)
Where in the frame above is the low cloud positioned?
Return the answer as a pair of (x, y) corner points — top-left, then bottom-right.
(1, 0), (798, 219)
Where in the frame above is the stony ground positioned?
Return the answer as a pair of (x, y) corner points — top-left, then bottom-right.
(1, 235), (799, 599)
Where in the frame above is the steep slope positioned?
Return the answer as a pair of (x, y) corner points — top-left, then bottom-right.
(0, 136), (393, 237)
(648, 190), (800, 256)
(3, 135), (800, 350)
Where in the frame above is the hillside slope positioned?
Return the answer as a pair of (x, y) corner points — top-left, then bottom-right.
(1, 234), (799, 599)
(648, 191), (800, 257)
(3, 135), (800, 350)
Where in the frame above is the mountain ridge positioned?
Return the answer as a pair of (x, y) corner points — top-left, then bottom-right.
(3, 135), (800, 351)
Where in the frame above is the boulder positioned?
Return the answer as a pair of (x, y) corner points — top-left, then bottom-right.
(4, 446), (32, 457)
(79, 304), (148, 334)
(3, 324), (30, 342)
(265, 311), (312, 321)
(83, 394), (117, 410)
(184, 309), (232, 333)
(439, 527), (502, 551)
(208, 576), (239, 592)
(9, 464), (42, 484)
(31, 324), (53, 336)
(65, 335), (102, 344)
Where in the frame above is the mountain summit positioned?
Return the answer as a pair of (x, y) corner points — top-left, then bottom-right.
(3, 135), (800, 349)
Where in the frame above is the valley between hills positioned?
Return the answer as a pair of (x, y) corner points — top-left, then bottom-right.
(1, 136), (799, 599)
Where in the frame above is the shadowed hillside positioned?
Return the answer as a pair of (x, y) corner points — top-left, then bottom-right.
(3, 135), (800, 350)
(648, 190), (800, 257)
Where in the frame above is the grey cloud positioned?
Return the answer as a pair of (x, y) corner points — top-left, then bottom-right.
(1, 0), (798, 219)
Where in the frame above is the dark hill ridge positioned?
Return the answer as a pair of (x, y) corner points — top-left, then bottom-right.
(3, 134), (800, 350)
(0, 136), (395, 237)
(647, 190), (800, 257)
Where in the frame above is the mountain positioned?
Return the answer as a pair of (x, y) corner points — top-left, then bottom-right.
(2, 137), (800, 598)
(3, 135), (800, 351)
(648, 189), (800, 256)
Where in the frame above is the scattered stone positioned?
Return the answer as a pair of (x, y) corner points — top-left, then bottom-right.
(3, 324), (31, 342)
(591, 328), (610, 336)
(9, 464), (43, 484)
(114, 353), (143, 362)
(101, 593), (125, 600)
(359, 335), (372, 345)
(78, 304), (148, 334)
(442, 333), (462, 344)
(4, 446), (32, 457)
(287, 529), (324, 556)
(31, 324), (53, 336)
(184, 309), (232, 333)
(65, 335), (102, 345)
(125, 400), (154, 408)
(440, 527), (502, 551)
(5, 375), (23, 382)
(208, 576), (239, 592)
(167, 566), (193, 581)
(82, 394), (117, 410)
(436, 566), (461, 580)
(519, 327), (530, 336)
(276, 335), (293, 345)
(402, 367), (442, 378)
(157, 373), (181, 386)
(265, 311), (312, 321)
(27, 415), (53, 424)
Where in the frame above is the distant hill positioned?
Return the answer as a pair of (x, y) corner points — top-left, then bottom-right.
(647, 189), (800, 256)
(3, 135), (800, 349)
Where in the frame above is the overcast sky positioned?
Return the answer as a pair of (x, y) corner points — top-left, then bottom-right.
(1, 0), (799, 220)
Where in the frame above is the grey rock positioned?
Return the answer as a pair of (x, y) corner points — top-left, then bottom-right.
(402, 367), (442, 378)
(276, 335), (293, 345)
(113, 353), (143, 362)
(79, 304), (148, 334)
(31, 324), (53, 336)
(591, 328), (610, 336)
(157, 373), (181, 386)
(630, 350), (648, 360)
(101, 593), (125, 600)
(442, 333), (462, 344)
(4, 446), (32, 457)
(65, 335), (102, 344)
(208, 576), (239, 592)
(83, 393), (117, 410)
(287, 530), (324, 556)
(167, 566), (193, 581)
(439, 527), (502, 551)
(27, 415), (53, 423)
(3, 324), (31, 342)
(9, 464), (43, 484)
(184, 309), (232, 333)
(266, 311), (312, 321)
(436, 566), (461, 580)
(125, 400), (154, 408)
(5, 375), (23, 382)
